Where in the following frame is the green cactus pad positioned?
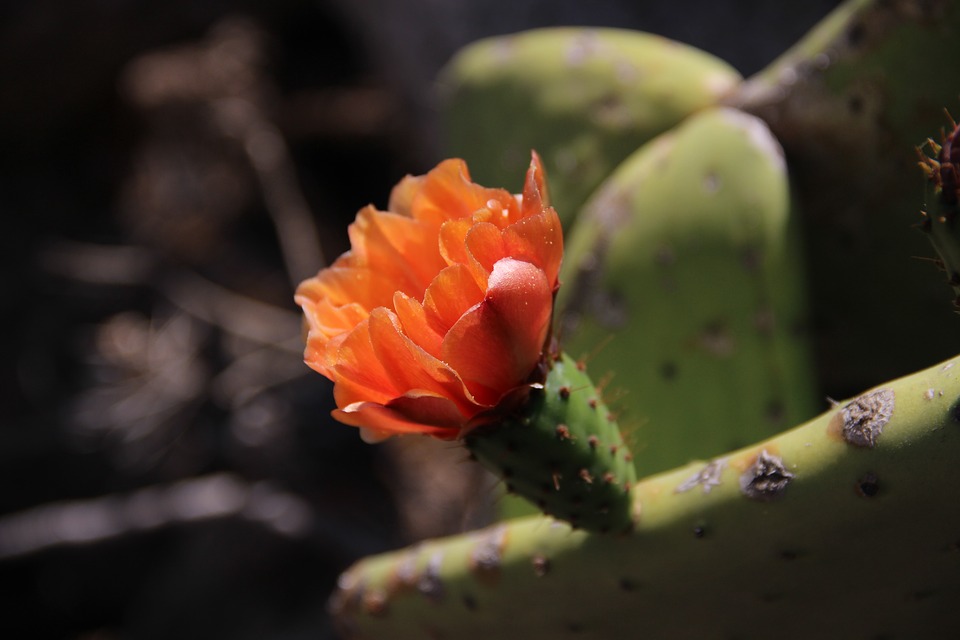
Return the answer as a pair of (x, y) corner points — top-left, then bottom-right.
(558, 106), (818, 477)
(439, 27), (742, 226)
(332, 353), (960, 639)
(728, 0), (960, 391)
(464, 353), (637, 534)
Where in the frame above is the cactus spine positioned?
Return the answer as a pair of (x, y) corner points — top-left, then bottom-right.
(332, 354), (960, 639)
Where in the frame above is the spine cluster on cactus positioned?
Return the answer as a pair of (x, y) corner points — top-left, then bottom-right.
(918, 118), (960, 311)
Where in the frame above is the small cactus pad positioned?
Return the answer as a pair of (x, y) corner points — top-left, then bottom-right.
(464, 353), (637, 534)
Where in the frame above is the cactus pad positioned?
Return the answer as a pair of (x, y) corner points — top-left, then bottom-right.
(558, 106), (818, 477)
(332, 353), (960, 639)
(464, 352), (637, 534)
(439, 27), (741, 226)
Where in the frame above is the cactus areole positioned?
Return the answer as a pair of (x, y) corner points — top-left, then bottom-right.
(919, 118), (960, 310)
(295, 154), (637, 532)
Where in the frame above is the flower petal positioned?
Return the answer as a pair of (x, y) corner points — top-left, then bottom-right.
(349, 206), (446, 297)
(301, 301), (368, 378)
(367, 307), (478, 413)
(399, 159), (518, 227)
(442, 258), (553, 402)
(336, 394), (465, 440)
(405, 159), (488, 226)
(422, 264), (485, 337)
(438, 217), (473, 268)
(503, 207), (564, 287)
(464, 221), (507, 281)
(296, 265), (397, 316)
(329, 320), (405, 404)
(392, 291), (443, 358)
(521, 151), (550, 215)
(300, 297), (368, 341)
(387, 174), (422, 219)
(440, 218), (499, 291)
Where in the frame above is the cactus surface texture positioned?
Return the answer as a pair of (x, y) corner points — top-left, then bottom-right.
(439, 28), (741, 227)
(558, 106), (818, 476)
(332, 354), (960, 639)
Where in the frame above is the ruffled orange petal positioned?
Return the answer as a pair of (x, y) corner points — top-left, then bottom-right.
(442, 257), (552, 403)
(463, 221), (507, 283)
(401, 159), (517, 227)
(438, 217), (473, 268)
(406, 159), (487, 226)
(300, 297), (368, 341)
(328, 319), (401, 407)
(438, 217), (498, 292)
(503, 207), (564, 287)
(481, 191), (522, 228)
(301, 299), (369, 378)
(349, 206), (446, 297)
(335, 394), (466, 440)
(392, 291), (443, 358)
(366, 308), (478, 414)
(386, 173), (422, 219)
(521, 151), (550, 216)
(422, 264), (485, 337)
(296, 265), (397, 317)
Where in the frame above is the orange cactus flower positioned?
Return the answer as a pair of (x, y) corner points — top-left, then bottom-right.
(295, 153), (563, 442)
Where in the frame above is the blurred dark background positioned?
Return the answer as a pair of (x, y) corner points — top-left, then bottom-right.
(0, 1), (839, 638)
